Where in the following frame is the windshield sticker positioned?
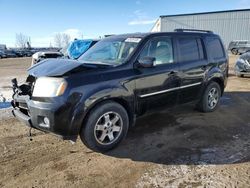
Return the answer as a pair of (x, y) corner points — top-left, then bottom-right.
(125, 38), (141, 43)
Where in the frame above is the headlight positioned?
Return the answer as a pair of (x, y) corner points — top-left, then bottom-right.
(32, 77), (67, 97)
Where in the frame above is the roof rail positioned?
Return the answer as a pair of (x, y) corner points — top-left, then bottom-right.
(174, 28), (213, 33)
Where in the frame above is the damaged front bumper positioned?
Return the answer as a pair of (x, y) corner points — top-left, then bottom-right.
(12, 95), (32, 127)
(11, 78), (79, 142)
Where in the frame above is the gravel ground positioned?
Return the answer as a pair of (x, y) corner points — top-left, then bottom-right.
(0, 56), (250, 188)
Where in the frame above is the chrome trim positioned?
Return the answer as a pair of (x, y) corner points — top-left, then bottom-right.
(139, 82), (202, 98)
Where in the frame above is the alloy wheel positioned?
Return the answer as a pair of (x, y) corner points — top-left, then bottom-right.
(208, 87), (219, 109)
(94, 111), (123, 145)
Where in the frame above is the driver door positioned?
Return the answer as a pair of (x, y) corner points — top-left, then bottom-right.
(135, 36), (181, 113)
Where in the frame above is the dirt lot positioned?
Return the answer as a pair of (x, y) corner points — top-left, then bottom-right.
(0, 56), (250, 188)
(0, 57), (30, 101)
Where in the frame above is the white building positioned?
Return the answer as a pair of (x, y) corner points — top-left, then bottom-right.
(151, 9), (250, 47)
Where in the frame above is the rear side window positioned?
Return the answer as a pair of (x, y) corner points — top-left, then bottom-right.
(207, 38), (225, 59)
(178, 38), (203, 62)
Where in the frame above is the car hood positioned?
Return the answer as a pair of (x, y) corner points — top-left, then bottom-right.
(28, 59), (100, 77)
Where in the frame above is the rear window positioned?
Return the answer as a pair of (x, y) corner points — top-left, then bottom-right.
(178, 38), (203, 62)
(207, 38), (225, 59)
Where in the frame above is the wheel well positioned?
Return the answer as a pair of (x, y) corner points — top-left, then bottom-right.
(81, 98), (134, 130)
(210, 78), (224, 95)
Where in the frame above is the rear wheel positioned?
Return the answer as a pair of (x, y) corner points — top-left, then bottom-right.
(80, 101), (129, 152)
(197, 82), (221, 112)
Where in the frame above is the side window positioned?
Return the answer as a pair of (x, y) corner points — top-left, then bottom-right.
(207, 38), (225, 59)
(178, 38), (202, 62)
(139, 37), (174, 65)
(239, 41), (247, 45)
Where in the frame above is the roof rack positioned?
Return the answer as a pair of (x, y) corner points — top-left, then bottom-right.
(174, 28), (213, 33)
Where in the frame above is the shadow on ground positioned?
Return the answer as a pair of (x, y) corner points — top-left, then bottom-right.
(105, 91), (250, 165)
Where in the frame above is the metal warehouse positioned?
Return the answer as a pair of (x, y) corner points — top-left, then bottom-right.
(151, 9), (250, 47)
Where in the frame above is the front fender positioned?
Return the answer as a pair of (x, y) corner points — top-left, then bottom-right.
(68, 86), (135, 137)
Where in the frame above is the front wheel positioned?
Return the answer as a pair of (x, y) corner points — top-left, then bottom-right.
(80, 101), (129, 152)
(197, 82), (221, 113)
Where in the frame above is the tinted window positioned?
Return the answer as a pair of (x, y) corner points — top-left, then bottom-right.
(139, 37), (174, 65)
(178, 38), (201, 62)
(207, 38), (224, 59)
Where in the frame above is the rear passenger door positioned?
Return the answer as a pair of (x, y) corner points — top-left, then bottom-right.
(177, 37), (207, 104)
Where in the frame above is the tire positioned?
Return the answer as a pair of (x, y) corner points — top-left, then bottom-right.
(80, 101), (129, 152)
(231, 48), (238, 55)
(197, 82), (221, 113)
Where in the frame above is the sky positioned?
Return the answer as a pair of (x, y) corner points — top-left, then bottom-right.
(0, 0), (250, 47)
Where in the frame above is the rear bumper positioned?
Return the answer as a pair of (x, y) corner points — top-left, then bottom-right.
(236, 71), (250, 75)
(235, 68), (250, 75)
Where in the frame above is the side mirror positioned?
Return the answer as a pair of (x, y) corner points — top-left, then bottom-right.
(138, 57), (155, 68)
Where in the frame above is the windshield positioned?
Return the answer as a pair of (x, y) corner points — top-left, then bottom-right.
(78, 37), (141, 65)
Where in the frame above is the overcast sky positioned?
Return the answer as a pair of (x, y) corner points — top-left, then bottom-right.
(0, 0), (250, 47)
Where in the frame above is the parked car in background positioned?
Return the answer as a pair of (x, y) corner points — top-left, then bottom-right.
(31, 51), (64, 66)
(12, 29), (228, 151)
(22, 50), (34, 57)
(31, 39), (99, 66)
(14, 49), (34, 57)
(14, 50), (25, 57)
(0, 50), (7, 58)
(228, 40), (250, 55)
(235, 52), (250, 77)
(5, 50), (18, 58)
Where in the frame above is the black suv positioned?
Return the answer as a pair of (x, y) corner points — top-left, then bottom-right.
(12, 29), (228, 151)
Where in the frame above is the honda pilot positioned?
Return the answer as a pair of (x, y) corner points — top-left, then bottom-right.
(12, 29), (229, 151)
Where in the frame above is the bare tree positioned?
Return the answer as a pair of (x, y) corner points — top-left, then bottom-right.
(54, 33), (71, 48)
(16, 33), (31, 48)
(62, 33), (70, 48)
(54, 33), (62, 48)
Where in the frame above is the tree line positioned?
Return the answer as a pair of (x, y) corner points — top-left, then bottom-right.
(15, 32), (71, 48)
